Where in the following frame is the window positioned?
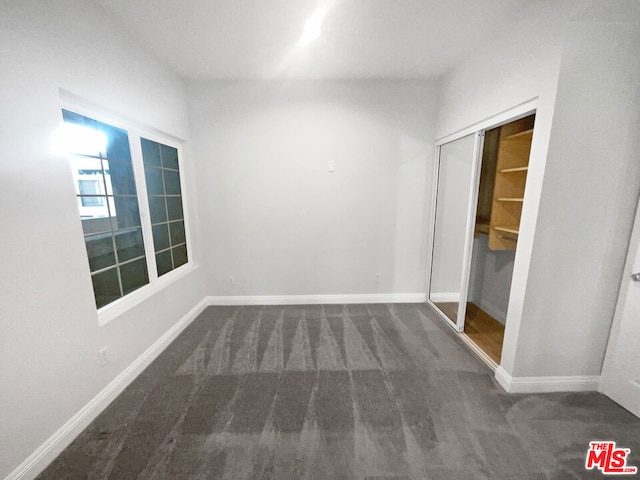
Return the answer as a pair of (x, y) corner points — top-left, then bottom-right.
(61, 109), (189, 311)
(141, 138), (188, 276)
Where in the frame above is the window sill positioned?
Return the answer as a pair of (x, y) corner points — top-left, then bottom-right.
(97, 263), (199, 327)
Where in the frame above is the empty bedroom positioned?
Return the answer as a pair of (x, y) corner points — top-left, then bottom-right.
(1, 0), (640, 479)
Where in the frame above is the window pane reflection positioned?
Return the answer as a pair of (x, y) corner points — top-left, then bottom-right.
(63, 110), (149, 309)
(142, 137), (188, 277)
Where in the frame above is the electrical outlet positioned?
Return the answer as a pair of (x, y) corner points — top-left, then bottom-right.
(375, 273), (381, 284)
(228, 276), (235, 286)
(98, 346), (109, 367)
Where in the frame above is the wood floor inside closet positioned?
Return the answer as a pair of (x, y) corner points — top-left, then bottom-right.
(435, 302), (505, 364)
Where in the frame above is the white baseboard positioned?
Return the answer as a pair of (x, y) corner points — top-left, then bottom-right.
(207, 293), (427, 306)
(495, 366), (600, 394)
(428, 292), (459, 303)
(6, 297), (209, 480)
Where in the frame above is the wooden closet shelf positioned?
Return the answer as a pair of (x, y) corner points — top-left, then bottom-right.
(489, 115), (535, 251)
(504, 128), (533, 140)
(494, 226), (519, 235)
(500, 166), (528, 173)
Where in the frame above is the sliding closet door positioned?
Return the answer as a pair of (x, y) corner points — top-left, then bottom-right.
(429, 133), (481, 331)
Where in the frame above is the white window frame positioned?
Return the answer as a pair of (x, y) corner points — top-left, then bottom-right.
(60, 93), (195, 326)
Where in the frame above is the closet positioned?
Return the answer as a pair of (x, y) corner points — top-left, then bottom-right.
(428, 113), (535, 366)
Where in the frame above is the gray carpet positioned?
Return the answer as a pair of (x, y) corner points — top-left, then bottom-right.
(38, 304), (640, 479)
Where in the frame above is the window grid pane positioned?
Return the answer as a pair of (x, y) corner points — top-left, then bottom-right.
(63, 110), (149, 309)
(142, 138), (188, 277)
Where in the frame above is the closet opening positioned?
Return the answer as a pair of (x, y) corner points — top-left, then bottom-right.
(464, 114), (535, 363)
(428, 112), (535, 366)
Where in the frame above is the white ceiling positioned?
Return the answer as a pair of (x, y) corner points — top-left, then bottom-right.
(95, 0), (529, 80)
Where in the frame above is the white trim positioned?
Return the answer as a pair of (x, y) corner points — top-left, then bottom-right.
(128, 129), (159, 283)
(207, 293), (426, 306)
(6, 298), (209, 480)
(456, 131), (484, 330)
(429, 292), (460, 303)
(436, 98), (538, 146)
(97, 264), (198, 326)
(495, 366), (601, 394)
(424, 140), (441, 301)
(58, 89), (184, 143)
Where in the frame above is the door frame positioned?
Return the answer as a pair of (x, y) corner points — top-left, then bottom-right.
(425, 99), (539, 365)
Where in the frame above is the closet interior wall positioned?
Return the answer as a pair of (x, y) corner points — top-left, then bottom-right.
(465, 114), (535, 363)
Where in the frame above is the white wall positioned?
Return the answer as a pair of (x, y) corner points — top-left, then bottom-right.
(436, 0), (579, 375)
(435, 1), (580, 139)
(0, 1), (206, 477)
(436, 0), (640, 380)
(513, 11), (640, 377)
(187, 80), (438, 297)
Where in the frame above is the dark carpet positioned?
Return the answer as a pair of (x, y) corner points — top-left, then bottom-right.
(38, 304), (640, 479)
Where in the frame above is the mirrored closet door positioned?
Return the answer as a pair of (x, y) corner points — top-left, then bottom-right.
(428, 113), (536, 365)
(428, 132), (482, 332)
